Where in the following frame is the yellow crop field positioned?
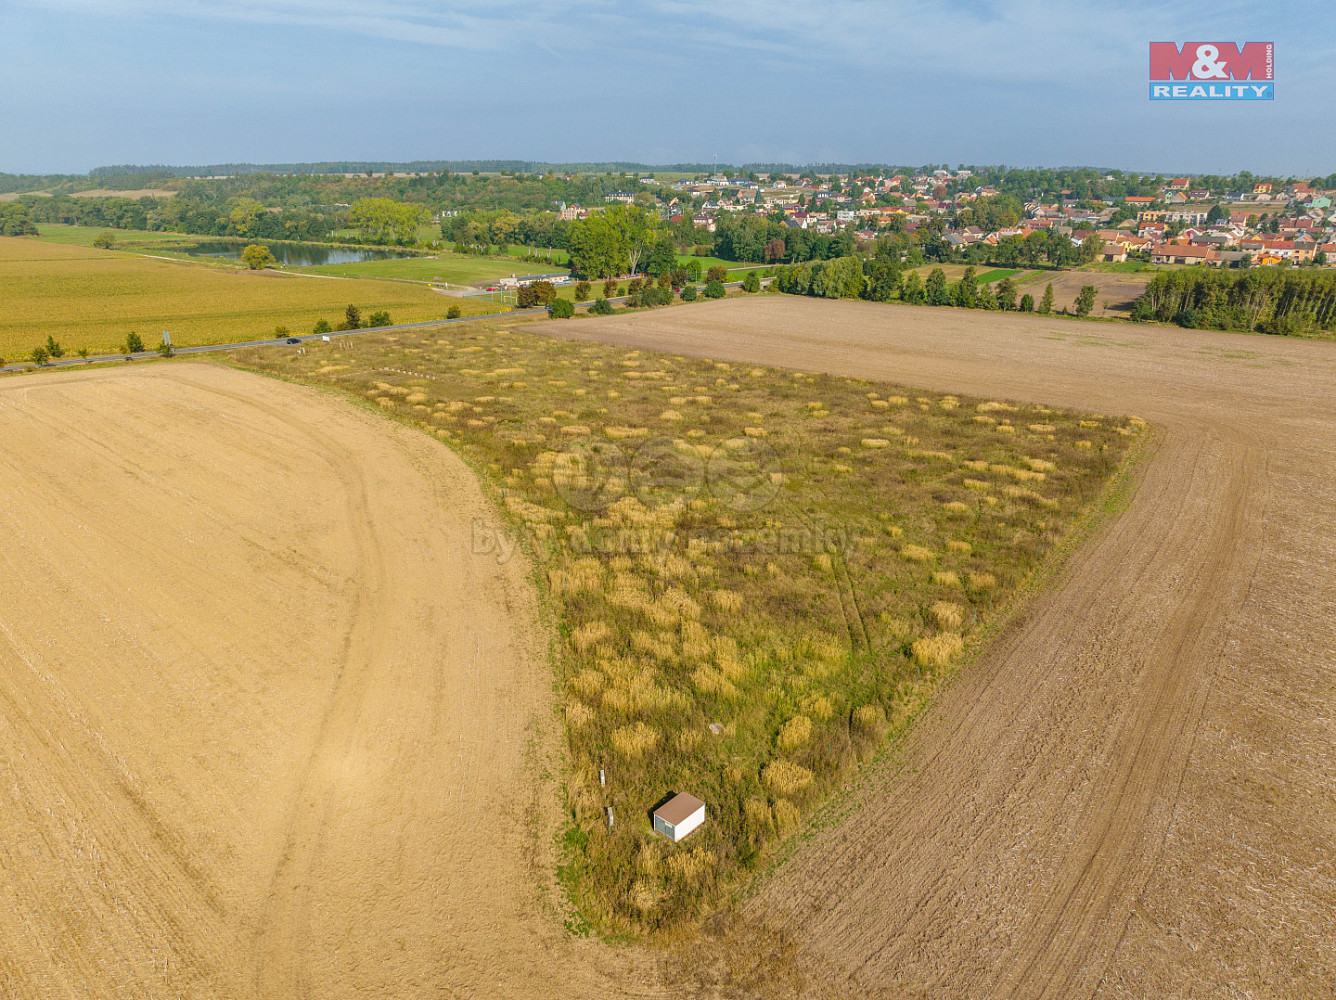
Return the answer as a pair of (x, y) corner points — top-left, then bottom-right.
(0, 237), (502, 358)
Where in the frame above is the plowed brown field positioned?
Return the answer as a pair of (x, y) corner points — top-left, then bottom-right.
(0, 364), (660, 999)
(533, 299), (1336, 998)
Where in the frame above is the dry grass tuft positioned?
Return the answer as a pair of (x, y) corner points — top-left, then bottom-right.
(573, 621), (612, 652)
(930, 601), (964, 630)
(709, 588), (744, 614)
(776, 715), (813, 752)
(947, 540), (973, 554)
(901, 544), (935, 563)
(762, 760), (815, 796)
(932, 570), (962, 588)
(912, 631), (964, 669)
(612, 722), (662, 758)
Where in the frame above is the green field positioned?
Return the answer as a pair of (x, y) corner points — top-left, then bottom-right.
(0, 237), (504, 359)
(305, 251), (567, 286)
(1080, 260), (1154, 273)
(36, 223), (200, 248)
(972, 268), (1024, 284)
(678, 254), (766, 275)
(236, 318), (1144, 936)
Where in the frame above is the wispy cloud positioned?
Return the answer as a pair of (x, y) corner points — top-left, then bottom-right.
(21, 0), (571, 50)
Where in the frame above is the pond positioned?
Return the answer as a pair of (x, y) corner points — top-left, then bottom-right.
(181, 241), (414, 266)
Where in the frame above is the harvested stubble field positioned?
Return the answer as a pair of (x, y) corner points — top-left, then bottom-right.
(235, 320), (1141, 937)
(0, 363), (659, 999)
(532, 296), (1336, 998)
(0, 236), (499, 358)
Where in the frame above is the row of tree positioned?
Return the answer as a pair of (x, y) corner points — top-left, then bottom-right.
(1131, 269), (1336, 334)
(774, 255), (1105, 318)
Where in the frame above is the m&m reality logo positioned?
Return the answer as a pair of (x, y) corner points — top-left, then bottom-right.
(1149, 42), (1273, 100)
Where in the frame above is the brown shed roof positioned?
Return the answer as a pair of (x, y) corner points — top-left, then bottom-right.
(654, 793), (705, 826)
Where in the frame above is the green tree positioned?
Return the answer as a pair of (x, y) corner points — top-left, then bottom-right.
(574, 280), (591, 302)
(741, 270), (761, 293)
(1074, 285), (1098, 317)
(706, 265), (728, 283)
(704, 279), (726, 299)
(1038, 283), (1055, 315)
(567, 212), (628, 278)
(77, 346), (90, 360)
(589, 298), (614, 315)
(313, 318), (332, 335)
(1019, 293), (1035, 312)
(446, 305), (462, 319)
(30, 345), (49, 366)
(157, 338), (174, 357)
(685, 259), (704, 281)
(45, 335), (64, 359)
(349, 198), (429, 244)
(92, 231), (117, 249)
(680, 285), (698, 302)
(368, 310), (390, 328)
(955, 266), (977, 308)
(644, 234), (679, 276)
(344, 304), (362, 330)
(241, 244), (276, 270)
(603, 278), (619, 298)
(228, 197), (265, 236)
(125, 332), (145, 353)
(548, 298), (575, 318)
(864, 257), (901, 303)
(925, 268), (950, 305)
(901, 271), (925, 304)
(1079, 234), (1103, 265)
(995, 277), (1017, 311)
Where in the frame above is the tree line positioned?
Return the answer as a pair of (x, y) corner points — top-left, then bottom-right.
(775, 253), (1100, 317)
(1132, 268), (1336, 335)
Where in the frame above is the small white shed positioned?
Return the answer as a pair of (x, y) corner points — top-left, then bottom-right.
(652, 792), (706, 843)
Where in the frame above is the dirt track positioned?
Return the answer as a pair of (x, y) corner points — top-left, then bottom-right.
(0, 365), (659, 999)
(535, 299), (1336, 998)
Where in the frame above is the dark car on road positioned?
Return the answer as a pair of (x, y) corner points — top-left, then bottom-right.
(286, 337), (301, 345)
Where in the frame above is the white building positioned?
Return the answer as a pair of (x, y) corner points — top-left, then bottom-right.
(652, 793), (706, 843)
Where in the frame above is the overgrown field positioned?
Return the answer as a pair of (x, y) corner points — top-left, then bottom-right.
(234, 319), (1144, 937)
(0, 237), (502, 357)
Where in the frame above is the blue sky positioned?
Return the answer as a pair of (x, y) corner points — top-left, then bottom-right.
(2, 0), (1331, 175)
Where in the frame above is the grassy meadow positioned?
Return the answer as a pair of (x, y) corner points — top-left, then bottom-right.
(35, 223), (201, 249)
(0, 237), (503, 358)
(305, 251), (566, 285)
(234, 315), (1145, 937)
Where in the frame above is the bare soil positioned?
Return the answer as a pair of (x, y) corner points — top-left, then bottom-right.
(533, 298), (1336, 998)
(0, 364), (660, 999)
(1026, 270), (1153, 317)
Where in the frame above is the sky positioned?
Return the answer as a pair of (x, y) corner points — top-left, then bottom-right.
(1, 0), (1332, 176)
